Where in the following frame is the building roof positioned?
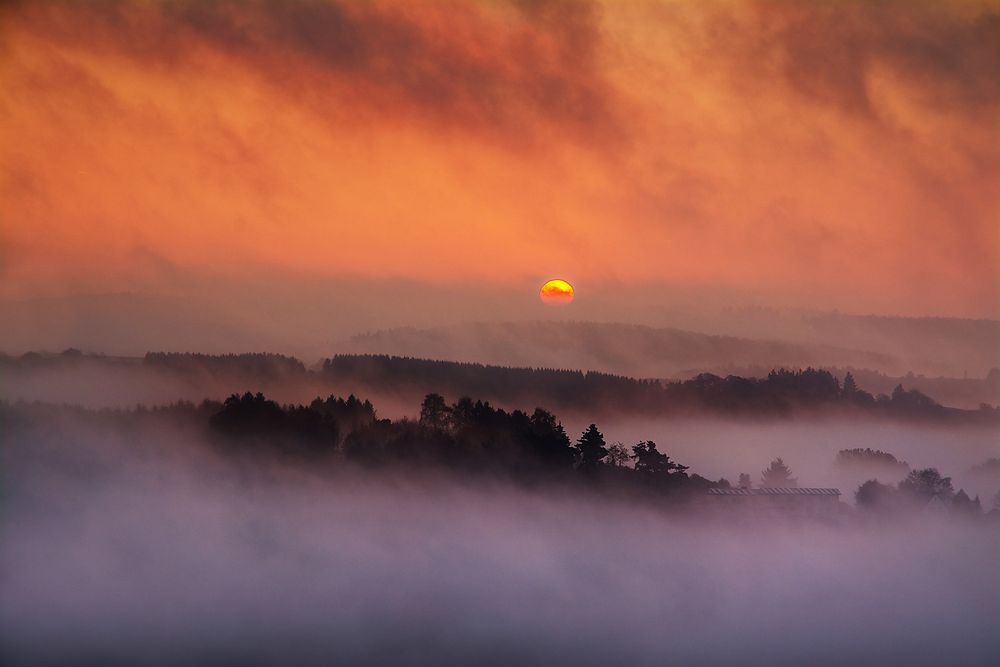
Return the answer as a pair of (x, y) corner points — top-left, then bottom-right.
(707, 487), (841, 496)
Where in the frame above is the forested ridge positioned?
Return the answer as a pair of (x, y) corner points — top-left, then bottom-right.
(2, 350), (997, 422)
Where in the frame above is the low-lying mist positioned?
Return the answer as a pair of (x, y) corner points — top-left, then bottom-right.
(586, 417), (1000, 503)
(2, 410), (997, 666)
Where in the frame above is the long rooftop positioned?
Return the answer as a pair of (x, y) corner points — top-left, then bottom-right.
(707, 487), (841, 496)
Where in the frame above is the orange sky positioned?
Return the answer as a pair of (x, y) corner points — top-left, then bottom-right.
(1, 0), (998, 317)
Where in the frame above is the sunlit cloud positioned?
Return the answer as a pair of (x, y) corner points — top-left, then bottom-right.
(0, 0), (996, 316)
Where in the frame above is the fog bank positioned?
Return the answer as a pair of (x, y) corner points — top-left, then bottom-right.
(2, 414), (997, 666)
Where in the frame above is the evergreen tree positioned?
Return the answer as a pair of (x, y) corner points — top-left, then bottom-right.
(631, 441), (689, 477)
(760, 458), (797, 487)
(950, 489), (980, 516)
(842, 372), (858, 397)
(528, 408), (574, 470)
(574, 424), (608, 470)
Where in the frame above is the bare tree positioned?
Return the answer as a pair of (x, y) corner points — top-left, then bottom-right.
(606, 442), (631, 468)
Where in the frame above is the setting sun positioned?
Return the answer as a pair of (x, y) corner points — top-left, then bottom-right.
(540, 279), (574, 305)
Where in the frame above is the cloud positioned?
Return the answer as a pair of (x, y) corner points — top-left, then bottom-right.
(0, 0), (997, 318)
(4, 0), (624, 148)
(696, 2), (997, 121)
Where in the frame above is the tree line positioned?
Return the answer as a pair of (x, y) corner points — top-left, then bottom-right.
(322, 356), (989, 420)
(855, 469), (989, 519)
(204, 391), (996, 520)
(208, 391), (706, 495)
(3, 392), (995, 520)
(3, 350), (996, 422)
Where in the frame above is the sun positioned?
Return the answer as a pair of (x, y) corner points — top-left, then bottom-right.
(540, 279), (574, 305)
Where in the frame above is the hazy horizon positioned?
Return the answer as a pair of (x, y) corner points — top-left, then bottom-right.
(3, 278), (998, 378)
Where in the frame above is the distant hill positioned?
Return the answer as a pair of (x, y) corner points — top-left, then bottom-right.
(674, 365), (1000, 410)
(0, 350), (321, 409)
(317, 354), (996, 423)
(336, 321), (899, 378)
(5, 349), (994, 424)
(691, 310), (1000, 378)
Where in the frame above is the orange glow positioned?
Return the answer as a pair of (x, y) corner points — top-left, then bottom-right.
(540, 279), (574, 305)
(0, 1), (997, 317)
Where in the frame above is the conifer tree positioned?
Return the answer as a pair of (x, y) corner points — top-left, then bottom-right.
(760, 458), (797, 488)
(575, 424), (609, 471)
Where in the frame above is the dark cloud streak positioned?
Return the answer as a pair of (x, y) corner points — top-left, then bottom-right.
(6, 0), (625, 148)
(725, 1), (1000, 119)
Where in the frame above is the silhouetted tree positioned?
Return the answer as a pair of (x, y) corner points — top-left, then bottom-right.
(855, 479), (898, 512)
(898, 468), (954, 503)
(526, 408), (574, 470)
(449, 397), (477, 432)
(210, 392), (338, 455)
(949, 489), (980, 517)
(342, 417), (459, 467)
(419, 393), (450, 430)
(737, 473), (752, 489)
(842, 372), (858, 397)
(760, 458), (797, 488)
(210, 392), (286, 438)
(575, 424), (608, 471)
(631, 441), (688, 478)
(765, 368), (840, 403)
(606, 442), (630, 467)
(309, 394), (375, 438)
(835, 448), (909, 474)
(889, 385), (940, 413)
